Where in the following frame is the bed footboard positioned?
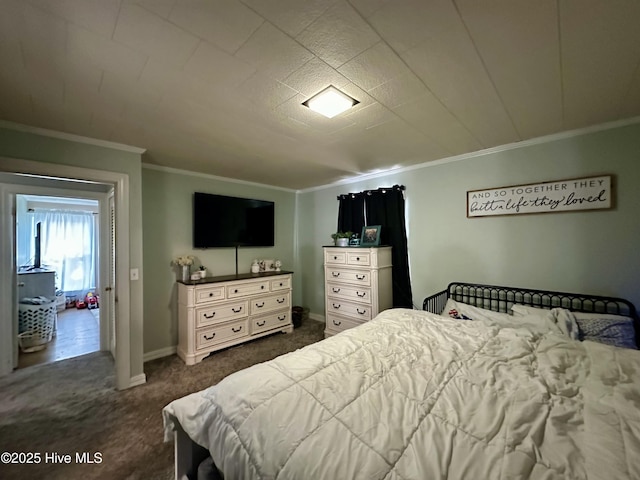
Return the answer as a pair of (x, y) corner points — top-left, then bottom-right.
(423, 289), (448, 315)
(173, 420), (214, 480)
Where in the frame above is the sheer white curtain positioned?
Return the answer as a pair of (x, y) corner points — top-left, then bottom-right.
(30, 210), (97, 293)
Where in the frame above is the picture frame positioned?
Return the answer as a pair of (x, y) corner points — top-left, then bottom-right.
(360, 225), (381, 246)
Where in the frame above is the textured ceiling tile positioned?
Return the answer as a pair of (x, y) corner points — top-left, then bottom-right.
(99, 71), (163, 111)
(237, 73), (299, 110)
(368, 73), (429, 109)
(348, 0), (392, 19)
(296, 1), (380, 69)
(402, 33), (519, 147)
(283, 57), (349, 97)
(235, 22), (315, 81)
(456, 0), (562, 140)
(241, 0), (337, 37)
(67, 24), (148, 79)
(338, 41), (410, 91)
(393, 93), (482, 155)
(169, 0), (264, 54)
(367, 0), (447, 54)
(184, 41), (256, 87)
(127, 0), (177, 19)
(26, 0), (121, 38)
(561, 0), (640, 129)
(113, 3), (199, 67)
(343, 102), (396, 130)
(20, 2), (67, 60)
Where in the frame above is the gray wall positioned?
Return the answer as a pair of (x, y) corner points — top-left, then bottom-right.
(297, 122), (640, 317)
(141, 166), (297, 354)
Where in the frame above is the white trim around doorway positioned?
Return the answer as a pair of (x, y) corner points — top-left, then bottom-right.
(0, 157), (137, 390)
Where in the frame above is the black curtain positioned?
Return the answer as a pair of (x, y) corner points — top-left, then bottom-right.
(364, 186), (413, 308)
(337, 193), (365, 236)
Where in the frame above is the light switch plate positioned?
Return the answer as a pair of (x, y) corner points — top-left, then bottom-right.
(130, 268), (139, 281)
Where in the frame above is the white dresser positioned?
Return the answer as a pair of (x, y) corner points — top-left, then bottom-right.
(324, 246), (392, 337)
(177, 271), (293, 365)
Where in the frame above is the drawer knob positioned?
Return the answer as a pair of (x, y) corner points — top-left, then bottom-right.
(234, 289), (238, 293)
(333, 320), (341, 326)
(256, 302), (265, 308)
(232, 307), (242, 313)
(334, 256), (337, 260)
(332, 272), (340, 277)
(257, 320), (266, 327)
(332, 287), (340, 293)
(203, 312), (216, 319)
(356, 274), (365, 280)
(357, 308), (366, 315)
(277, 298), (285, 304)
(232, 326), (242, 333)
(203, 333), (216, 340)
(278, 315), (286, 321)
(356, 257), (360, 261)
(279, 282), (283, 286)
(261, 285), (265, 289)
(332, 303), (341, 309)
(209, 292), (214, 297)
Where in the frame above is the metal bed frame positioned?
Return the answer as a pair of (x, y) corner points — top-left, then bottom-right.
(423, 282), (640, 346)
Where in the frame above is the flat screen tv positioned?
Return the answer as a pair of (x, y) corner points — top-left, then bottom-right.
(193, 192), (275, 248)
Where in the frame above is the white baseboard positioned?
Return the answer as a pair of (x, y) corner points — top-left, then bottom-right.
(308, 312), (325, 323)
(128, 373), (147, 388)
(144, 345), (177, 362)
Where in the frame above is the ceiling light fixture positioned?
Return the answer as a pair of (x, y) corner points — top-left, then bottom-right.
(302, 86), (359, 118)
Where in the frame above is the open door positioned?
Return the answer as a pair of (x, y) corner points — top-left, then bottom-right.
(10, 193), (18, 369)
(0, 187), (18, 375)
(108, 191), (116, 358)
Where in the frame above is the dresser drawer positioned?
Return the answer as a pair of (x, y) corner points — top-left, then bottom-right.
(326, 299), (372, 321)
(250, 292), (290, 315)
(325, 314), (364, 334)
(346, 251), (370, 266)
(326, 267), (371, 286)
(196, 300), (248, 328)
(270, 276), (291, 291)
(195, 319), (248, 350)
(326, 284), (371, 304)
(227, 280), (269, 298)
(250, 310), (291, 334)
(194, 285), (225, 304)
(324, 250), (347, 265)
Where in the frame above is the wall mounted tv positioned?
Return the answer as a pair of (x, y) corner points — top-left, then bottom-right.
(193, 192), (275, 248)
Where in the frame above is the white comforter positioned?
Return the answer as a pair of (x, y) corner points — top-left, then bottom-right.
(163, 309), (640, 480)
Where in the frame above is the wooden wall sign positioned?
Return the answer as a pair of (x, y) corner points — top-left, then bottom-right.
(467, 175), (612, 218)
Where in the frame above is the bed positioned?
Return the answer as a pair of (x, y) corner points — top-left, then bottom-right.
(163, 282), (640, 480)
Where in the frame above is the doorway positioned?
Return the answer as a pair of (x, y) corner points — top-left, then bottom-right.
(0, 157), (135, 390)
(16, 194), (101, 368)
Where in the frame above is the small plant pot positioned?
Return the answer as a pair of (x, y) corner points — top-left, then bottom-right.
(199, 270), (207, 279)
(336, 238), (349, 247)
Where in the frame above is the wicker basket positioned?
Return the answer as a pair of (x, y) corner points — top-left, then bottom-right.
(18, 300), (56, 352)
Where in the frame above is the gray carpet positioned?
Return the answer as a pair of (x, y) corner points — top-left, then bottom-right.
(0, 319), (325, 480)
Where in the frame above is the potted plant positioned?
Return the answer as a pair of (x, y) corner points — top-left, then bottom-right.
(198, 265), (207, 279)
(331, 231), (353, 247)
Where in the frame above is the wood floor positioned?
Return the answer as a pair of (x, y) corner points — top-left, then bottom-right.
(18, 307), (100, 369)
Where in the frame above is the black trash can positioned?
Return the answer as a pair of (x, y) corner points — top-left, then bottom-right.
(291, 306), (308, 328)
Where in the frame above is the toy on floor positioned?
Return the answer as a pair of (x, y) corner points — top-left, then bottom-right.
(85, 292), (99, 309)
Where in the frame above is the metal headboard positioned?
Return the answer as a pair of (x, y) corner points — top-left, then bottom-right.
(423, 282), (639, 345)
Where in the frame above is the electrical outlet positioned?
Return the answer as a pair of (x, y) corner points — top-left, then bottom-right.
(130, 268), (139, 281)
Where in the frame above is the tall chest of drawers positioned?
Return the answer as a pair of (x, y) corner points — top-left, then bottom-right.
(178, 271), (293, 365)
(323, 246), (392, 337)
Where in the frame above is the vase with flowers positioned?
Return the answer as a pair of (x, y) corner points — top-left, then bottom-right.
(172, 254), (195, 282)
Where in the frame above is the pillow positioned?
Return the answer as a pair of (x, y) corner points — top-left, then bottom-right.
(441, 298), (512, 323)
(511, 304), (579, 340)
(572, 312), (637, 350)
(440, 299), (552, 333)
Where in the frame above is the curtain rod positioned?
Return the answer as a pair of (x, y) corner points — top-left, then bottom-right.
(337, 184), (405, 200)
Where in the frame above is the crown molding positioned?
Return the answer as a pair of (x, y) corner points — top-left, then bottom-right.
(297, 115), (640, 194)
(141, 163), (297, 193)
(0, 120), (146, 154)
